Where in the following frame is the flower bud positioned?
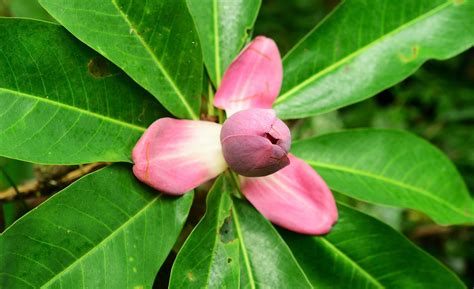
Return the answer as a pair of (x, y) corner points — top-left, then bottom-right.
(220, 109), (291, 177)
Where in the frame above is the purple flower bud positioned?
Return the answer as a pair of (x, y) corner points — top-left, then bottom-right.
(220, 109), (291, 177)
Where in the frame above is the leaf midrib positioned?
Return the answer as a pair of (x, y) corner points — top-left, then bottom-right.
(232, 201), (313, 289)
(231, 206), (256, 289)
(306, 160), (473, 219)
(111, 0), (198, 120)
(0, 87), (146, 132)
(203, 183), (231, 288)
(276, 0), (454, 104)
(41, 195), (161, 288)
(317, 237), (385, 289)
(212, 0), (221, 86)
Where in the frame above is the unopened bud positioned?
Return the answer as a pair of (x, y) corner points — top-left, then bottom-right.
(220, 109), (291, 177)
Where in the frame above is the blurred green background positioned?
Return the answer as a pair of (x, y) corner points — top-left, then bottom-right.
(1, 0), (473, 286)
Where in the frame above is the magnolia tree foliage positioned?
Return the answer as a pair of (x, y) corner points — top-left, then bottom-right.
(0, 0), (473, 288)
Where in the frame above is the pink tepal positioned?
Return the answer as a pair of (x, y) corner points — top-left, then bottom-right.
(241, 154), (338, 234)
(214, 36), (283, 116)
(132, 118), (227, 195)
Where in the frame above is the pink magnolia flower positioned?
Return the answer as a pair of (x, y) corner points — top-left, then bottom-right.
(132, 36), (338, 235)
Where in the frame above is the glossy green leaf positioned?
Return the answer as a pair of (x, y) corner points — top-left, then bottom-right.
(281, 203), (466, 289)
(39, 0), (203, 120)
(10, 0), (54, 21)
(0, 19), (166, 164)
(232, 198), (312, 289)
(0, 164), (193, 289)
(292, 129), (474, 224)
(187, 0), (261, 87)
(274, 0), (474, 119)
(170, 175), (239, 288)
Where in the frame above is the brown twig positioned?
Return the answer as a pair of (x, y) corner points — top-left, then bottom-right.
(0, 163), (109, 201)
(409, 224), (453, 240)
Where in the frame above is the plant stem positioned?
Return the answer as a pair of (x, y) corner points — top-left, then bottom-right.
(207, 82), (216, 116)
(227, 170), (243, 198)
(218, 109), (225, 124)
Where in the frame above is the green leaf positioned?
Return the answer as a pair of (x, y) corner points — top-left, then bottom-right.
(292, 129), (474, 224)
(0, 164), (193, 289)
(0, 19), (166, 164)
(0, 158), (34, 191)
(0, 158), (34, 228)
(281, 203), (466, 289)
(274, 0), (474, 119)
(171, 178), (314, 289)
(170, 175), (239, 288)
(10, 0), (55, 21)
(232, 198), (312, 289)
(187, 0), (261, 87)
(39, 0), (203, 120)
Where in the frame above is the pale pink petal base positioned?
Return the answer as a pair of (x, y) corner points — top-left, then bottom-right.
(241, 154), (338, 234)
(214, 36), (283, 116)
(132, 118), (227, 195)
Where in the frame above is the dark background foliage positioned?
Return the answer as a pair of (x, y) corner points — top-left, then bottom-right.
(1, 0), (473, 286)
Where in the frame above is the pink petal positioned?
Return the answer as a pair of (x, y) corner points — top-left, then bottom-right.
(214, 36), (283, 116)
(240, 154), (338, 235)
(132, 118), (227, 195)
